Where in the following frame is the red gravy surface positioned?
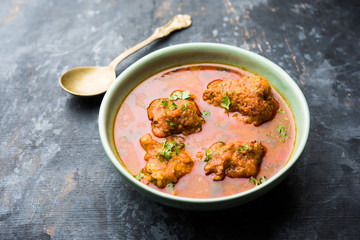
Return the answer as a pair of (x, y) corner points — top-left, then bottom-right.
(113, 64), (296, 198)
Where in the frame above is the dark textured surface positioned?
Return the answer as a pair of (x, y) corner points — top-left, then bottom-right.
(1, 0), (359, 239)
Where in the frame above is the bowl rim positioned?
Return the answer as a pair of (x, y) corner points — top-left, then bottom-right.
(99, 42), (310, 204)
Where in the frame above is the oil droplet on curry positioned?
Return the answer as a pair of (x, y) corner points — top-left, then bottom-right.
(113, 63), (296, 198)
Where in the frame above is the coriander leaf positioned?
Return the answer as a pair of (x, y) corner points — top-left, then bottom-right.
(181, 100), (188, 112)
(181, 90), (191, 100)
(161, 99), (169, 107)
(161, 99), (169, 114)
(264, 166), (272, 171)
(172, 141), (179, 155)
(260, 176), (267, 184)
(278, 109), (286, 114)
(169, 91), (182, 101)
(169, 91), (191, 100)
(157, 140), (179, 160)
(158, 140), (173, 160)
(204, 149), (217, 162)
(278, 123), (285, 135)
(169, 91), (182, 100)
(277, 122), (288, 137)
(204, 149), (212, 162)
(249, 177), (259, 186)
(249, 176), (267, 186)
(202, 110), (211, 116)
(277, 123), (289, 143)
(134, 169), (145, 181)
(167, 183), (176, 191)
(220, 92), (231, 110)
(169, 102), (178, 110)
(237, 143), (249, 152)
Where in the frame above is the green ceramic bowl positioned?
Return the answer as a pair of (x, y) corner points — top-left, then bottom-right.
(99, 43), (310, 210)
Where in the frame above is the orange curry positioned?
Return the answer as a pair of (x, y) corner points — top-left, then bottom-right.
(113, 63), (296, 198)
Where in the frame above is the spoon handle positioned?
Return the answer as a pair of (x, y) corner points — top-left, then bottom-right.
(109, 14), (192, 69)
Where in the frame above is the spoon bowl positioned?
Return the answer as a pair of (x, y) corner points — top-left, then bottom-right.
(60, 66), (115, 96)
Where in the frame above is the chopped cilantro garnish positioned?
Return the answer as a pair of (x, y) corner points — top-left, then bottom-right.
(134, 169), (144, 181)
(181, 101), (188, 112)
(157, 140), (179, 160)
(265, 132), (273, 137)
(221, 92), (231, 110)
(167, 183), (176, 191)
(158, 140), (173, 160)
(169, 91), (190, 100)
(266, 123), (289, 143)
(204, 149), (211, 162)
(249, 176), (267, 186)
(169, 91), (182, 100)
(237, 143), (249, 152)
(169, 102), (178, 110)
(277, 122), (289, 143)
(278, 109), (286, 114)
(181, 91), (191, 99)
(162, 99), (179, 113)
(264, 166), (272, 171)
(260, 176), (267, 184)
(204, 149), (217, 162)
(249, 177), (259, 186)
(172, 141), (179, 155)
(277, 122), (288, 138)
(202, 110), (211, 116)
(161, 99), (169, 107)
(161, 99), (169, 114)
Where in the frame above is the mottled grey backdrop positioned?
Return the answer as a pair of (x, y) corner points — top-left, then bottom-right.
(1, 0), (359, 239)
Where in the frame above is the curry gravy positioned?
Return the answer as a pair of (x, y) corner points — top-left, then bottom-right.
(113, 63), (296, 198)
